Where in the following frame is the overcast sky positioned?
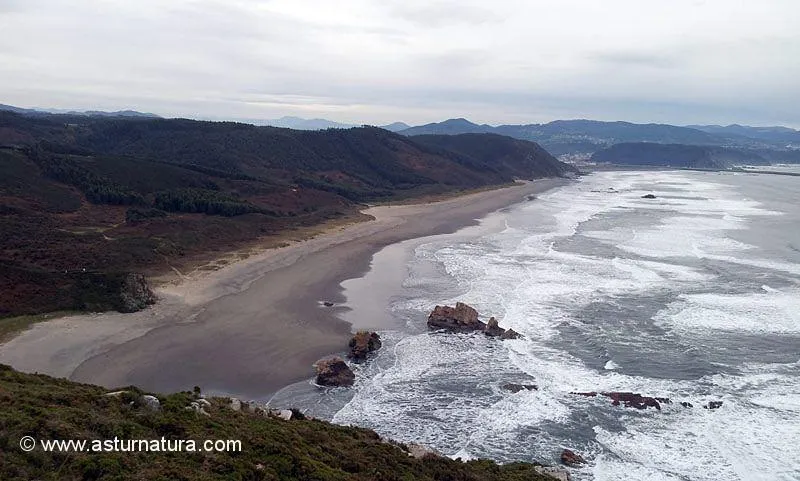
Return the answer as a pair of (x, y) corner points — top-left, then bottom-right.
(1, 0), (798, 127)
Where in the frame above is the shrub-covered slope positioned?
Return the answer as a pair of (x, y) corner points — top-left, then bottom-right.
(411, 133), (578, 179)
(0, 365), (557, 481)
(0, 112), (574, 317)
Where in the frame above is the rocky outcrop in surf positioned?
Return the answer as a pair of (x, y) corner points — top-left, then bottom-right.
(571, 391), (671, 410)
(502, 383), (538, 393)
(428, 302), (484, 332)
(427, 302), (521, 338)
(348, 331), (382, 361)
(314, 357), (355, 387)
(571, 391), (725, 412)
(560, 449), (586, 467)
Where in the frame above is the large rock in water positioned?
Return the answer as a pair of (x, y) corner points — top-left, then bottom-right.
(500, 328), (521, 340)
(484, 317), (504, 336)
(428, 302), (485, 332)
(560, 449), (586, 467)
(348, 331), (382, 361)
(605, 392), (671, 410)
(502, 383), (538, 393)
(427, 303), (523, 339)
(314, 357), (355, 387)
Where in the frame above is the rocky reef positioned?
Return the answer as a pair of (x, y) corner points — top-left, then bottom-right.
(427, 302), (520, 339)
(348, 331), (382, 361)
(314, 357), (355, 387)
(571, 391), (723, 412)
(560, 449), (586, 467)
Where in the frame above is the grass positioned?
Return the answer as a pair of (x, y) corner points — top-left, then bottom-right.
(148, 211), (372, 287)
(368, 181), (523, 206)
(0, 365), (559, 481)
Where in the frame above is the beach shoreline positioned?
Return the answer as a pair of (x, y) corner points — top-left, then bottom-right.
(0, 178), (570, 400)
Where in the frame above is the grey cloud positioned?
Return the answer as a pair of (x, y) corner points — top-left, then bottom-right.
(418, 49), (492, 72)
(389, 1), (504, 28)
(588, 51), (678, 68)
(0, 0), (35, 13)
(0, 0), (798, 128)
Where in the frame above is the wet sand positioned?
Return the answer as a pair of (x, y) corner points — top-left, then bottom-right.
(0, 179), (568, 399)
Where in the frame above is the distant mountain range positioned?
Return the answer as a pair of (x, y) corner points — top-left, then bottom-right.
(397, 118), (800, 153)
(253, 117), (412, 132)
(0, 103), (160, 118)
(254, 116), (356, 130)
(4, 102), (799, 168)
(402, 118), (496, 136)
(394, 117), (800, 168)
(380, 122), (411, 132)
(686, 124), (800, 145)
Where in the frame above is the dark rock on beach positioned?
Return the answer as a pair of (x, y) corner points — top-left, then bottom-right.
(348, 331), (382, 361)
(560, 448), (586, 467)
(705, 401), (724, 410)
(118, 273), (157, 313)
(314, 357), (355, 387)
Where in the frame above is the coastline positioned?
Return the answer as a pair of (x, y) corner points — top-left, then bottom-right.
(0, 178), (570, 400)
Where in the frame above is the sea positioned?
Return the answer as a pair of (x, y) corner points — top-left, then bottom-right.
(273, 169), (800, 481)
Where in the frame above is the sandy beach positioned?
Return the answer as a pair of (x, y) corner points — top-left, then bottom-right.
(0, 179), (568, 399)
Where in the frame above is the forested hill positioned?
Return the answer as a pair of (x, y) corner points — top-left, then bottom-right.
(0, 112), (574, 317)
(411, 133), (572, 179)
(0, 112), (574, 196)
(590, 142), (769, 169)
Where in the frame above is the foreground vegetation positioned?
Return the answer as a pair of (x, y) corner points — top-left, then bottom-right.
(0, 365), (557, 481)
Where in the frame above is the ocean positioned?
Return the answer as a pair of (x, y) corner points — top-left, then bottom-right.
(276, 169), (800, 481)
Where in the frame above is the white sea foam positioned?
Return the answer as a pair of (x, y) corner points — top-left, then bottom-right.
(654, 291), (800, 334)
(592, 364), (800, 481)
(332, 330), (573, 458)
(333, 170), (800, 480)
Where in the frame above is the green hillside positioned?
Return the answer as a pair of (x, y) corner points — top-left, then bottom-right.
(0, 111), (575, 318)
(0, 365), (558, 481)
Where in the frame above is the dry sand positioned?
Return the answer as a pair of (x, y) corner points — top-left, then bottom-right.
(0, 179), (568, 399)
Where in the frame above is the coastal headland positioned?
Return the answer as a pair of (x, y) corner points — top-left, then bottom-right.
(0, 179), (568, 399)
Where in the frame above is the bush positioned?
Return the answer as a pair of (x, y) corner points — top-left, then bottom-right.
(125, 208), (168, 223)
